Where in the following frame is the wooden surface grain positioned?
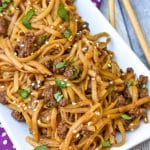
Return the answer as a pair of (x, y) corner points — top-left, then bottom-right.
(100, 0), (150, 149)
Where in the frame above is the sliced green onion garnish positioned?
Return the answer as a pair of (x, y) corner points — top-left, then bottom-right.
(69, 67), (80, 80)
(55, 61), (67, 69)
(18, 89), (31, 99)
(121, 114), (132, 120)
(34, 145), (47, 150)
(107, 86), (114, 94)
(64, 30), (71, 39)
(57, 4), (69, 21)
(22, 9), (35, 29)
(0, 0), (13, 12)
(126, 80), (133, 88)
(55, 79), (67, 88)
(54, 91), (63, 102)
(102, 139), (111, 148)
(38, 35), (47, 45)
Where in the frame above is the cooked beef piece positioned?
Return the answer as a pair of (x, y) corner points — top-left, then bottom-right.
(59, 98), (69, 107)
(80, 128), (93, 137)
(64, 66), (74, 79)
(11, 110), (25, 122)
(74, 31), (83, 42)
(140, 108), (147, 118)
(43, 85), (58, 107)
(57, 122), (68, 139)
(116, 95), (126, 107)
(43, 60), (53, 70)
(0, 17), (8, 36)
(0, 0), (2, 6)
(137, 75), (148, 98)
(138, 75), (148, 86)
(0, 91), (8, 105)
(111, 92), (119, 101)
(123, 88), (132, 99)
(14, 32), (39, 58)
(139, 88), (148, 98)
(52, 57), (65, 74)
(66, 0), (73, 5)
(128, 108), (140, 119)
(127, 67), (134, 73)
(77, 21), (89, 32)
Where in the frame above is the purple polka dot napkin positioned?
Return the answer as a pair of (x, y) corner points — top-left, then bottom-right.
(0, 1), (101, 149)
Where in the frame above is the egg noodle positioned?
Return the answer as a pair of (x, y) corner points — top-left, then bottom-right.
(0, 0), (150, 149)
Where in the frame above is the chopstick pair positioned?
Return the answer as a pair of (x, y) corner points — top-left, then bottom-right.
(108, 0), (150, 66)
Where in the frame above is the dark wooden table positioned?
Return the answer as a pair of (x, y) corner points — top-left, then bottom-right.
(100, 0), (150, 149)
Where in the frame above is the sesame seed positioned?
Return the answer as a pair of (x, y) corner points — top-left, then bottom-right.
(107, 64), (111, 67)
(109, 81), (113, 85)
(17, 104), (21, 108)
(0, 85), (5, 88)
(64, 79), (67, 81)
(82, 47), (88, 52)
(59, 25), (63, 29)
(45, 41), (49, 44)
(20, 44), (25, 47)
(72, 102), (77, 105)
(67, 83), (70, 86)
(50, 25), (54, 29)
(24, 107), (27, 110)
(92, 78), (95, 81)
(76, 133), (80, 138)
(73, 130), (77, 133)
(95, 111), (100, 116)
(87, 122), (92, 126)
(33, 108), (37, 112)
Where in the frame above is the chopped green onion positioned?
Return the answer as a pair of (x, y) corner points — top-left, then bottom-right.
(55, 61), (67, 69)
(18, 89), (31, 99)
(64, 30), (71, 39)
(0, 0), (13, 12)
(69, 67), (80, 80)
(126, 80), (133, 88)
(107, 86), (114, 94)
(54, 91), (63, 102)
(22, 9), (35, 29)
(142, 84), (147, 89)
(57, 4), (69, 21)
(55, 79), (67, 88)
(38, 36), (47, 45)
(102, 139), (111, 148)
(121, 114), (132, 120)
(34, 145), (47, 150)
(46, 101), (51, 108)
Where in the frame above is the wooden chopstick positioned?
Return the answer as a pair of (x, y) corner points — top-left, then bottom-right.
(109, 0), (115, 27)
(122, 0), (150, 66)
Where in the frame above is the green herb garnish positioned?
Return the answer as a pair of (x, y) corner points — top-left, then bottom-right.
(107, 86), (114, 94)
(0, 0), (13, 12)
(22, 9), (35, 29)
(69, 67), (80, 80)
(55, 79), (67, 88)
(46, 101), (51, 108)
(34, 145), (47, 150)
(18, 89), (31, 99)
(55, 61), (67, 69)
(57, 4), (69, 21)
(64, 30), (71, 39)
(142, 84), (147, 89)
(121, 114), (132, 120)
(54, 91), (63, 102)
(102, 139), (111, 148)
(38, 36), (47, 45)
(126, 80), (133, 88)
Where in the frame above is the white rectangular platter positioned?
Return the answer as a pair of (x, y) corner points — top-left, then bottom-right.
(0, 0), (150, 149)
